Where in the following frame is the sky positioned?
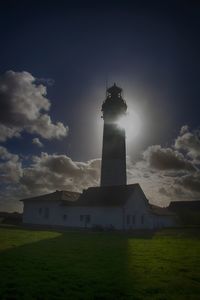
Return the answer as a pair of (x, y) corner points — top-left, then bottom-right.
(0, 0), (200, 211)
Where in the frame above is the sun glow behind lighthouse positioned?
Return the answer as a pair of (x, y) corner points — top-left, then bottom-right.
(117, 109), (142, 141)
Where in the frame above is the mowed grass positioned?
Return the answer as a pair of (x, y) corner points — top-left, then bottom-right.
(0, 226), (199, 300)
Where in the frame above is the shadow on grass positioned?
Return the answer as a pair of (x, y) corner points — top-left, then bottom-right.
(1, 227), (199, 300)
(0, 228), (148, 300)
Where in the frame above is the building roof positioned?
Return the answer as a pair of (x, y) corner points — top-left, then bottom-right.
(61, 184), (141, 207)
(20, 184), (141, 206)
(168, 200), (200, 210)
(20, 190), (80, 202)
(149, 204), (176, 216)
(20, 184), (175, 216)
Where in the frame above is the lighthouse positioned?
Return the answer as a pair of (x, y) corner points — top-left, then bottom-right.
(100, 83), (127, 186)
(21, 83), (176, 230)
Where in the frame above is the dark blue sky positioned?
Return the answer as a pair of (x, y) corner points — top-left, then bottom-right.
(1, 0), (200, 161)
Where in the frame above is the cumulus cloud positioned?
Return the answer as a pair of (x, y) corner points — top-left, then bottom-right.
(0, 124), (21, 142)
(0, 146), (22, 183)
(20, 153), (101, 196)
(158, 185), (186, 199)
(2, 124), (200, 211)
(175, 172), (200, 193)
(143, 144), (196, 171)
(175, 125), (200, 161)
(158, 187), (171, 197)
(0, 147), (101, 210)
(27, 114), (68, 139)
(127, 126), (200, 203)
(0, 70), (68, 141)
(32, 138), (43, 148)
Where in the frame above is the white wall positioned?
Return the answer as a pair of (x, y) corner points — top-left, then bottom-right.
(59, 206), (123, 229)
(23, 200), (61, 226)
(123, 186), (154, 229)
(123, 187), (176, 229)
(22, 188), (176, 229)
(23, 201), (123, 229)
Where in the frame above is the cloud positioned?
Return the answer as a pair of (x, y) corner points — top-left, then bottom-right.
(26, 114), (68, 139)
(175, 172), (200, 193)
(127, 126), (200, 203)
(143, 144), (196, 171)
(0, 147), (101, 210)
(0, 146), (22, 183)
(0, 146), (18, 161)
(20, 153), (101, 196)
(0, 124), (21, 142)
(139, 128), (200, 201)
(175, 125), (200, 161)
(32, 138), (43, 148)
(158, 185), (186, 199)
(0, 70), (68, 141)
(158, 187), (171, 197)
(1, 125), (200, 211)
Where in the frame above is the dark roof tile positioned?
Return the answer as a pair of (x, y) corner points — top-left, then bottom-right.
(62, 184), (140, 207)
(20, 190), (80, 202)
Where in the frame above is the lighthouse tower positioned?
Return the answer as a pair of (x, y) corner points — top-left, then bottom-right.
(100, 83), (127, 186)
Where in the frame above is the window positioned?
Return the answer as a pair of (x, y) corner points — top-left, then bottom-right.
(80, 215), (83, 221)
(86, 215), (91, 223)
(44, 207), (49, 219)
(38, 208), (42, 215)
(63, 214), (67, 221)
(132, 215), (135, 225)
(126, 215), (130, 225)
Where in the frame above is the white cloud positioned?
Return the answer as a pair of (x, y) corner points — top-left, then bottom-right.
(0, 124), (21, 142)
(0, 146), (22, 183)
(19, 153), (101, 196)
(175, 172), (200, 193)
(32, 138), (43, 148)
(1, 125), (200, 211)
(127, 125), (200, 205)
(175, 125), (200, 161)
(27, 114), (68, 139)
(143, 144), (195, 171)
(0, 148), (101, 211)
(0, 70), (68, 141)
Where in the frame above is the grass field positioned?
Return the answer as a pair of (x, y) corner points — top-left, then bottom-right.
(0, 226), (199, 300)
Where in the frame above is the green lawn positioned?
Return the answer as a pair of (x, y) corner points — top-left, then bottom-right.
(0, 226), (199, 300)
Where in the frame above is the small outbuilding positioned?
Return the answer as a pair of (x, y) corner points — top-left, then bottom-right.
(168, 200), (200, 226)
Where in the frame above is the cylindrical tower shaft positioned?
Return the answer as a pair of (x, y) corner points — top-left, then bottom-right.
(100, 83), (127, 186)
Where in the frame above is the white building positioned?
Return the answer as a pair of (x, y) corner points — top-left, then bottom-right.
(21, 184), (176, 229)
